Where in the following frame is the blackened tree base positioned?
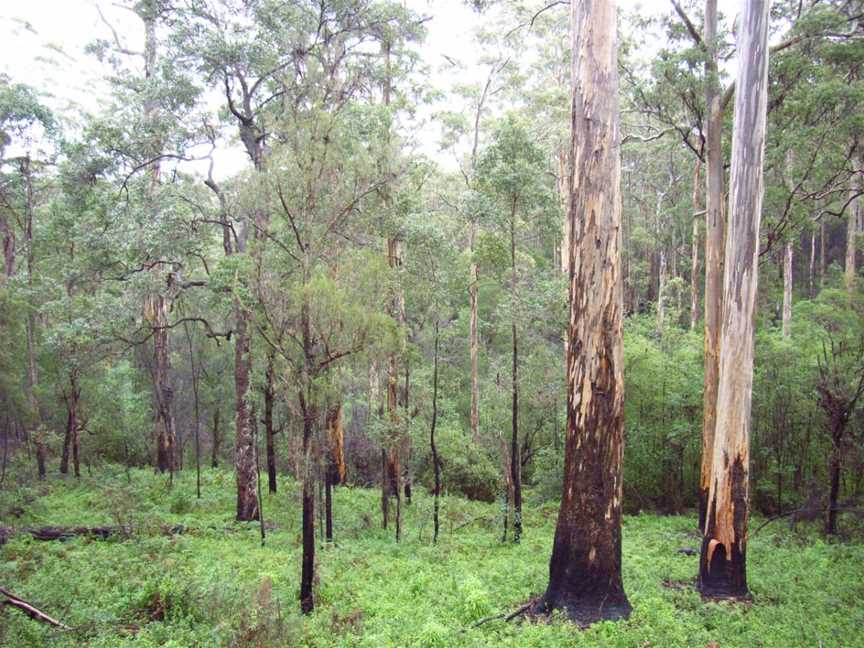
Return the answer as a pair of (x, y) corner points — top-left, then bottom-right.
(532, 589), (631, 626)
(697, 536), (750, 600)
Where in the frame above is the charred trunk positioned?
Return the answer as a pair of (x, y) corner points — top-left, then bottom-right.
(265, 352), (277, 494)
(537, 0), (630, 624)
(211, 408), (221, 469)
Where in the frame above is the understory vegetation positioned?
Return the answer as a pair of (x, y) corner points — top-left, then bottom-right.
(1, 467), (863, 647)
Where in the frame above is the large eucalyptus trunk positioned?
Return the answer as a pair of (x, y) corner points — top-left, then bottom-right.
(538, 0), (630, 624)
(150, 297), (176, 474)
(140, 9), (176, 476)
(234, 304), (259, 521)
(699, 0), (770, 600)
(700, 0), (725, 530)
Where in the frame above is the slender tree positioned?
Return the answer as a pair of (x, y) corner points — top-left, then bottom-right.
(700, 0), (725, 529)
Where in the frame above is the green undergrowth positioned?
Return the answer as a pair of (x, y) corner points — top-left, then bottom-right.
(1, 466), (862, 647)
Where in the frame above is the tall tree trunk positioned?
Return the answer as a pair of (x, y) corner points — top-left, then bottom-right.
(538, 0), (630, 624)
(845, 146), (861, 292)
(183, 322), (202, 499)
(782, 240), (793, 338)
(299, 297), (316, 614)
(809, 229), (816, 298)
(325, 402), (345, 543)
(700, 0), (725, 530)
(150, 299), (176, 474)
(691, 159), (703, 330)
(509, 204), (522, 543)
(699, 0), (769, 600)
(20, 155), (45, 479)
(385, 237), (404, 542)
(234, 304), (259, 521)
(657, 248), (668, 331)
(430, 320), (441, 545)
(820, 219), (827, 288)
(402, 362), (412, 504)
(60, 372), (80, 479)
(264, 351), (277, 494)
(138, 7), (177, 477)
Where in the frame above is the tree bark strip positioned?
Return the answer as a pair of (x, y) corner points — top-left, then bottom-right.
(700, 0), (725, 530)
(690, 158), (702, 330)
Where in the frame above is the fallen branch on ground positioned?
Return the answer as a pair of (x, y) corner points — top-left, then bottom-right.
(0, 524), (185, 546)
(1, 586), (72, 630)
(470, 598), (537, 629)
(451, 515), (494, 533)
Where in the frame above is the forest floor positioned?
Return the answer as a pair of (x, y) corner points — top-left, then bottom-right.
(1, 466), (862, 647)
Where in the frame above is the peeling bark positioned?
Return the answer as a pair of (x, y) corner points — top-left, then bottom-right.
(324, 402), (345, 542)
(690, 158), (702, 331)
(700, 0), (725, 530)
(699, 0), (770, 600)
(538, 0), (630, 624)
(234, 304), (259, 521)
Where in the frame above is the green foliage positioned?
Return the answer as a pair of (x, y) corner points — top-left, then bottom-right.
(1, 467), (863, 647)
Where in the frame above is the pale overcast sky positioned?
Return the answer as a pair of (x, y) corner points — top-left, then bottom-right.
(0, 0), (695, 176)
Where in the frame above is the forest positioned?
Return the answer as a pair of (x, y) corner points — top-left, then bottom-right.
(1, 0), (863, 646)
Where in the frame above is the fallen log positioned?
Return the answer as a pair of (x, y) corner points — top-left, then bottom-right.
(0, 524), (185, 546)
(1, 586), (71, 630)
